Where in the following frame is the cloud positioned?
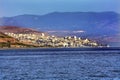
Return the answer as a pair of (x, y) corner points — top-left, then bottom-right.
(47, 30), (85, 33)
(73, 30), (85, 33)
(47, 30), (69, 33)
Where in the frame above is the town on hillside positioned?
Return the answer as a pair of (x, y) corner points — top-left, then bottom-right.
(4, 32), (107, 48)
(0, 26), (108, 48)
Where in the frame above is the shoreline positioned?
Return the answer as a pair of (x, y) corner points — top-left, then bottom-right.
(0, 47), (120, 51)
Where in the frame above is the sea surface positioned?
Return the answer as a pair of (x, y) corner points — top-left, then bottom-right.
(0, 48), (120, 80)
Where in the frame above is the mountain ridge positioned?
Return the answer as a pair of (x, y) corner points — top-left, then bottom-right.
(0, 12), (120, 41)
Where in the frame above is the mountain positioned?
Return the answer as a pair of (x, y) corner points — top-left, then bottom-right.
(0, 12), (120, 42)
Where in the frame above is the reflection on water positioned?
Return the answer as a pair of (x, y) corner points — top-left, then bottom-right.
(0, 49), (120, 80)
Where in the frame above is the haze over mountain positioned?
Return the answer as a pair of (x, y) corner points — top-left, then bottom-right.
(0, 12), (120, 42)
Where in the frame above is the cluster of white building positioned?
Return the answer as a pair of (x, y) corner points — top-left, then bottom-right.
(4, 32), (101, 48)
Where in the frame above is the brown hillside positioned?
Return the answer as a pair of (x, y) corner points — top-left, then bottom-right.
(0, 26), (44, 34)
(0, 32), (39, 48)
(0, 32), (18, 43)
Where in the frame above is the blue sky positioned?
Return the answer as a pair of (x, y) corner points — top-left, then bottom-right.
(0, 0), (120, 17)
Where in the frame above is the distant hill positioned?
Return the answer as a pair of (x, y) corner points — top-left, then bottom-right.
(0, 12), (120, 35)
(0, 12), (120, 42)
(0, 26), (44, 34)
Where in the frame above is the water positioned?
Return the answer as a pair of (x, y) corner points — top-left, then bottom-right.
(0, 48), (120, 80)
(108, 42), (120, 47)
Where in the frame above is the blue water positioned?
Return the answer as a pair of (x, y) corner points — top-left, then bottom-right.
(0, 48), (120, 80)
(109, 42), (120, 47)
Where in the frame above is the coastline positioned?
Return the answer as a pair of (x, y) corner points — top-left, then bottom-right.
(0, 47), (120, 51)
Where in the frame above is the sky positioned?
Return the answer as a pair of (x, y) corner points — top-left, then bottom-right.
(0, 0), (120, 17)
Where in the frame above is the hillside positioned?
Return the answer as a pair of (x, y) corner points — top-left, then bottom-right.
(0, 32), (17, 47)
(0, 12), (119, 34)
(0, 26), (44, 34)
(0, 32), (12, 38)
(0, 32), (17, 43)
(0, 32), (39, 48)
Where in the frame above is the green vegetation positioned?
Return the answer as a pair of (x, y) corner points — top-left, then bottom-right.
(0, 42), (39, 48)
(0, 42), (11, 48)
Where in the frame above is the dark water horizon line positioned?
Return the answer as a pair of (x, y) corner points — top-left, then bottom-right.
(0, 47), (120, 51)
(0, 47), (120, 56)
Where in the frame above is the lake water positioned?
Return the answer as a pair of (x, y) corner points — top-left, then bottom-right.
(0, 48), (120, 80)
